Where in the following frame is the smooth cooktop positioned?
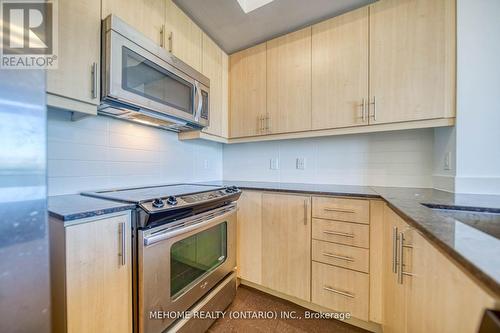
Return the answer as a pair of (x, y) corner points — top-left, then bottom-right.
(83, 184), (224, 203)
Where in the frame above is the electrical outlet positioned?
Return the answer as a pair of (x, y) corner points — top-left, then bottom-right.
(296, 157), (305, 170)
(270, 158), (280, 170)
(444, 152), (451, 170)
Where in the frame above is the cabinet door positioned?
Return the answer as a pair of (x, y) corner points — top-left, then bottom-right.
(369, 0), (456, 124)
(102, 0), (165, 46)
(201, 33), (223, 137)
(65, 213), (132, 333)
(236, 191), (263, 284)
(261, 193), (311, 301)
(165, 0), (202, 71)
(267, 27), (312, 134)
(221, 52), (229, 138)
(382, 207), (407, 333)
(47, 0), (101, 107)
(312, 7), (369, 130)
(229, 43), (267, 138)
(405, 230), (496, 333)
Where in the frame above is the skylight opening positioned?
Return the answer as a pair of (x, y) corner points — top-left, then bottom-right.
(236, 0), (275, 13)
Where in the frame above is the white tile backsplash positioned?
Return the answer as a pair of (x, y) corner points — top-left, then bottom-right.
(49, 109), (436, 194)
(47, 110), (223, 195)
(223, 129), (434, 187)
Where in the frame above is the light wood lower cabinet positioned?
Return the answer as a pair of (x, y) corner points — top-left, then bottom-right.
(237, 191), (311, 301)
(236, 191), (263, 284)
(312, 262), (369, 321)
(312, 218), (369, 248)
(237, 192), (498, 331)
(261, 193), (311, 301)
(383, 206), (497, 333)
(50, 212), (132, 333)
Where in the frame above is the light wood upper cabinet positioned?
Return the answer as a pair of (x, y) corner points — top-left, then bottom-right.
(229, 43), (267, 138)
(201, 33), (224, 137)
(312, 7), (369, 130)
(47, 0), (101, 113)
(50, 212), (132, 333)
(369, 0), (456, 124)
(267, 27), (312, 134)
(165, 0), (202, 71)
(261, 193), (311, 301)
(221, 52), (229, 138)
(102, 0), (165, 46)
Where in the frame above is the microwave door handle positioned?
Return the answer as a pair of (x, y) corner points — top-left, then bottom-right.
(194, 82), (203, 121)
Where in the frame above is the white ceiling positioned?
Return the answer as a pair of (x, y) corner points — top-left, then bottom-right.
(174, 0), (376, 54)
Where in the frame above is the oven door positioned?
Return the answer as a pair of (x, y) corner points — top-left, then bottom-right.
(138, 205), (236, 333)
(103, 29), (199, 124)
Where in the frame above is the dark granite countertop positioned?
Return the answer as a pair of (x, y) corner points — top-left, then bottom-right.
(198, 180), (379, 198)
(48, 195), (135, 222)
(200, 181), (500, 296)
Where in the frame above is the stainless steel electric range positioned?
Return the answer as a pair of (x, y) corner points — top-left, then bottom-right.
(83, 184), (241, 333)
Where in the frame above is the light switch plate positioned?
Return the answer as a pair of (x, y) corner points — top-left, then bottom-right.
(444, 152), (451, 170)
(296, 157), (305, 170)
(270, 158), (280, 170)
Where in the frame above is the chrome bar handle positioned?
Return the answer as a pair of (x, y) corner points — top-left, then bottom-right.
(323, 230), (354, 238)
(168, 31), (173, 53)
(324, 207), (355, 213)
(265, 115), (270, 132)
(303, 199), (308, 225)
(160, 24), (165, 48)
(392, 226), (398, 273)
(323, 286), (355, 298)
(369, 96), (377, 121)
(258, 116), (263, 133)
(91, 62), (98, 99)
(322, 252), (354, 262)
(359, 98), (366, 122)
(398, 231), (406, 284)
(120, 222), (126, 266)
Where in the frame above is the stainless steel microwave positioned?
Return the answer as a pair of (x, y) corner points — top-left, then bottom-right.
(100, 15), (209, 131)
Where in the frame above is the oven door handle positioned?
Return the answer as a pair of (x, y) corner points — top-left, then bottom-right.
(143, 206), (236, 246)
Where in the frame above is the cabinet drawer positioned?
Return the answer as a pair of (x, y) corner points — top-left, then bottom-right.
(312, 218), (369, 248)
(312, 197), (369, 224)
(312, 262), (369, 321)
(312, 240), (369, 273)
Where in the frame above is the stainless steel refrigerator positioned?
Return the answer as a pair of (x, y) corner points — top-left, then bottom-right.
(0, 69), (51, 332)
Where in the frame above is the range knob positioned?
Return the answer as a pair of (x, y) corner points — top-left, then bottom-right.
(225, 186), (239, 193)
(166, 196), (178, 206)
(152, 198), (164, 208)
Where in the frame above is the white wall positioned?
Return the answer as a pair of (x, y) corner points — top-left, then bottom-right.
(224, 129), (434, 187)
(47, 110), (223, 195)
(454, 0), (500, 194)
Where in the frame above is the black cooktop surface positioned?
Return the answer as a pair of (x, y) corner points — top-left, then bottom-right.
(83, 184), (224, 203)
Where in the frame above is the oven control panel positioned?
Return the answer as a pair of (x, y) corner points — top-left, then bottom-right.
(140, 187), (240, 213)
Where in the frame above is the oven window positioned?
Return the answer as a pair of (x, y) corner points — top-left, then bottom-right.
(170, 222), (227, 298)
(122, 47), (193, 114)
